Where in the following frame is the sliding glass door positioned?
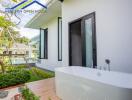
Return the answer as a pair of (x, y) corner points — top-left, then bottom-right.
(82, 12), (97, 68)
(69, 12), (97, 68)
(85, 18), (93, 67)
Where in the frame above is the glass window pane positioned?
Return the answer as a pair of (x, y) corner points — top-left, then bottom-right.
(40, 29), (45, 59)
(58, 17), (62, 61)
(85, 18), (93, 67)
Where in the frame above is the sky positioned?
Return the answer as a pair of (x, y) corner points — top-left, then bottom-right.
(0, 0), (49, 39)
(18, 28), (39, 39)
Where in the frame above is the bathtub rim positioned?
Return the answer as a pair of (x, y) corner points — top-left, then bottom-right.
(55, 66), (132, 89)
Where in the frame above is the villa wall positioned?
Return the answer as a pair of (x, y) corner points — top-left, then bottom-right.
(62, 0), (132, 73)
(36, 17), (62, 71)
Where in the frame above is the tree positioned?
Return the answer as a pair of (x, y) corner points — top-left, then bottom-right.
(0, 16), (14, 28)
(16, 36), (30, 45)
(0, 11), (15, 73)
(0, 14), (30, 47)
(0, 11), (30, 73)
(0, 2), (31, 73)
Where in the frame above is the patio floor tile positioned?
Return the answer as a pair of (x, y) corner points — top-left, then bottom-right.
(26, 78), (61, 100)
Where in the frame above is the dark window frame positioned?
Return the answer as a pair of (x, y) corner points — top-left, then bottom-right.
(68, 12), (97, 68)
(58, 17), (62, 61)
(81, 12), (97, 68)
(39, 28), (48, 59)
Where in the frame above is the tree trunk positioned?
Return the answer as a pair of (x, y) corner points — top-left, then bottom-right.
(0, 59), (5, 73)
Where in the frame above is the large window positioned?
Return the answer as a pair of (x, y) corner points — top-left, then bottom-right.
(58, 17), (62, 61)
(40, 28), (48, 59)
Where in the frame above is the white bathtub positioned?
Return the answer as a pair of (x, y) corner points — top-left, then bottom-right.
(55, 66), (132, 100)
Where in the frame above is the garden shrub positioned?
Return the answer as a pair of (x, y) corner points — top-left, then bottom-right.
(21, 87), (40, 100)
(0, 69), (30, 89)
(16, 64), (28, 69)
(31, 68), (55, 79)
(6, 64), (27, 71)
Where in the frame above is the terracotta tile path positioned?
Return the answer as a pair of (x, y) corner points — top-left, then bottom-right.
(0, 78), (61, 100)
(26, 78), (61, 100)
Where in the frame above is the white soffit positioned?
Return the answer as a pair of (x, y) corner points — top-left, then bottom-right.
(25, 0), (62, 29)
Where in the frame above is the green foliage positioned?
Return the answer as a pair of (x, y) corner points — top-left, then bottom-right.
(31, 68), (55, 79)
(28, 67), (55, 82)
(16, 64), (28, 69)
(0, 15), (16, 48)
(0, 16), (14, 28)
(0, 65), (55, 88)
(0, 28), (30, 47)
(0, 69), (30, 89)
(21, 87), (40, 100)
(5, 64), (27, 72)
(16, 36), (30, 45)
(0, 14), (30, 51)
(28, 70), (43, 82)
(11, 0), (18, 2)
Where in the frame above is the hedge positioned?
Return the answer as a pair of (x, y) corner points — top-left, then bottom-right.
(0, 69), (30, 89)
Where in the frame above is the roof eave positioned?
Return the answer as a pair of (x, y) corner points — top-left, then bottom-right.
(24, 0), (59, 29)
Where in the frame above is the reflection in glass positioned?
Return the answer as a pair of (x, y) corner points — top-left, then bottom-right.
(40, 29), (45, 59)
(58, 17), (62, 61)
(85, 18), (93, 67)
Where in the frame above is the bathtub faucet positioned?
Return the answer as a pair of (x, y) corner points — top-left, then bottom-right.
(105, 59), (111, 71)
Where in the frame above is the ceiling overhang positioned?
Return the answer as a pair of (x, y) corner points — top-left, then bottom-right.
(25, 0), (62, 29)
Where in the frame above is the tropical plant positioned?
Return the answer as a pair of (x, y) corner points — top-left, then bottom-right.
(21, 87), (40, 100)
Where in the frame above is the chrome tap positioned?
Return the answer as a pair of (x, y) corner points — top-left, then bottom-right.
(105, 59), (111, 71)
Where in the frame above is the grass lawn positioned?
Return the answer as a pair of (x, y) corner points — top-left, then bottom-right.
(28, 67), (55, 82)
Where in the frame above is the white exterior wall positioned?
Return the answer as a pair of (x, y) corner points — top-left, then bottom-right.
(36, 17), (62, 71)
(62, 0), (132, 73)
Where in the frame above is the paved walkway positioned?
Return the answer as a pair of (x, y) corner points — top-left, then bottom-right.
(0, 78), (60, 100)
(26, 78), (61, 100)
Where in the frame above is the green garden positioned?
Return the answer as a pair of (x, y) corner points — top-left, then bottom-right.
(0, 65), (55, 89)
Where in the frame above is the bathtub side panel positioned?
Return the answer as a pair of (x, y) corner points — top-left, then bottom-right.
(55, 71), (132, 100)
